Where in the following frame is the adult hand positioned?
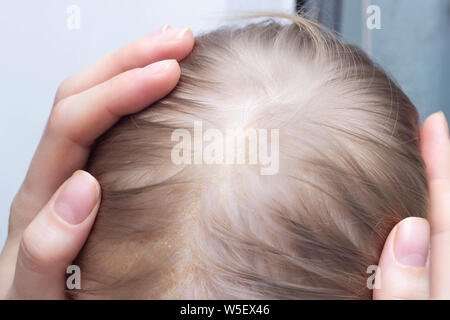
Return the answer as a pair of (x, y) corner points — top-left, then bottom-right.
(374, 111), (450, 299)
(0, 25), (194, 299)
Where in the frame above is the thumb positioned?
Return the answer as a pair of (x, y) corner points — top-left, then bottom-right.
(373, 217), (430, 300)
(8, 170), (100, 299)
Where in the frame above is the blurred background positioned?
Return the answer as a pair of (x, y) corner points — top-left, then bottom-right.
(1, 0), (449, 246)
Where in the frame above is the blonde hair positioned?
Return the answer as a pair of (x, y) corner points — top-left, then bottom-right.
(71, 15), (427, 299)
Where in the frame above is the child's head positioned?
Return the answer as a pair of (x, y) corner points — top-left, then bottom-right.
(71, 15), (427, 299)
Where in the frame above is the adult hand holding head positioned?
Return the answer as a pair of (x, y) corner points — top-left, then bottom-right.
(374, 111), (450, 300)
(0, 25), (194, 299)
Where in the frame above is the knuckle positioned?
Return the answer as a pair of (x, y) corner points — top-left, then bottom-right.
(48, 97), (70, 133)
(55, 77), (72, 102)
(8, 193), (22, 234)
(9, 191), (21, 217)
(8, 188), (33, 237)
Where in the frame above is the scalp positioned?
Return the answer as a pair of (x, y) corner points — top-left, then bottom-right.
(70, 15), (427, 299)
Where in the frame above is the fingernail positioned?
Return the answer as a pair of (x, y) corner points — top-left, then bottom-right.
(140, 59), (175, 76)
(159, 27), (191, 41)
(54, 170), (100, 225)
(436, 111), (449, 138)
(161, 24), (171, 32)
(174, 28), (191, 40)
(394, 217), (430, 267)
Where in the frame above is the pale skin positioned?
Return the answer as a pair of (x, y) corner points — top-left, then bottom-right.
(0, 24), (446, 299)
(373, 111), (450, 300)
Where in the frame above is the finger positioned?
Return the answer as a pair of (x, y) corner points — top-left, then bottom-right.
(373, 217), (430, 300)
(16, 26), (193, 223)
(9, 171), (100, 299)
(51, 59), (181, 147)
(55, 25), (193, 103)
(420, 111), (450, 299)
(18, 59), (180, 228)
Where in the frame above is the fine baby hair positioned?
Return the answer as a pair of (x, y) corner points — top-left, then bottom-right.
(70, 14), (427, 299)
